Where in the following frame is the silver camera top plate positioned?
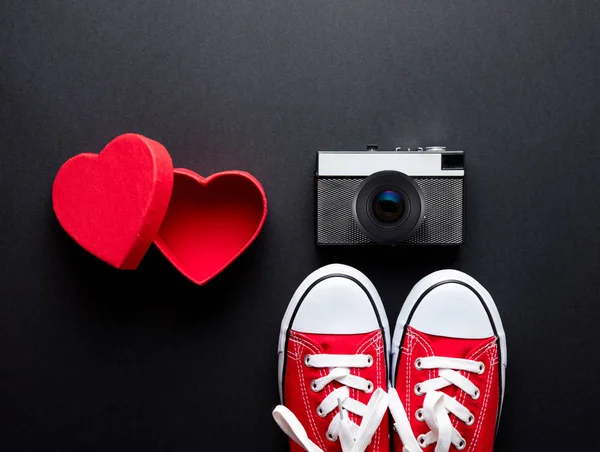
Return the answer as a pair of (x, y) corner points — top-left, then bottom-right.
(316, 147), (464, 177)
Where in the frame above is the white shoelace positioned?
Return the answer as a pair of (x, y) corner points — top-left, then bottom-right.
(273, 353), (389, 452)
(389, 357), (484, 452)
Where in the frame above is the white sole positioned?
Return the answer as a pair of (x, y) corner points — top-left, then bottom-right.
(391, 269), (508, 415)
(277, 263), (391, 403)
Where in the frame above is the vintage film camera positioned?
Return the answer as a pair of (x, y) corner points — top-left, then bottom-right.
(315, 145), (465, 245)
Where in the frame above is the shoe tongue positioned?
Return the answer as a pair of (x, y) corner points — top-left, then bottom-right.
(291, 329), (382, 355)
(409, 326), (495, 359)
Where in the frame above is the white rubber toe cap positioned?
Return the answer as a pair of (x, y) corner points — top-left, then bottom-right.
(410, 282), (494, 339)
(291, 275), (380, 334)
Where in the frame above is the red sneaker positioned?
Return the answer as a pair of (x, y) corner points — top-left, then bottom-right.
(389, 270), (507, 452)
(273, 264), (391, 452)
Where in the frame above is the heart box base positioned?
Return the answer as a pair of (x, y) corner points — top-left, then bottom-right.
(155, 168), (267, 285)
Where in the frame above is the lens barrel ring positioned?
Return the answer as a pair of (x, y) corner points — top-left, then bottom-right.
(352, 170), (425, 244)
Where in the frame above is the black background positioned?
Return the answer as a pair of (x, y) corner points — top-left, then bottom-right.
(2, 1), (600, 450)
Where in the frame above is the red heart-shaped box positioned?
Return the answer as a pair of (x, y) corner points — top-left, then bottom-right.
(53, 134), (174, 270)
(53, 134), (267, 284)
(154, 169), (267, 285)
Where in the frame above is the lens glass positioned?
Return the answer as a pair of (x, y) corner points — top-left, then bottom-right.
(372, 190), (406, 223)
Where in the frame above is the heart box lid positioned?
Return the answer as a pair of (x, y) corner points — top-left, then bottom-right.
(52, 133), (267, 285)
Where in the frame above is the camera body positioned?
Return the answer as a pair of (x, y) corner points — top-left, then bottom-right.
(315, 146), (465, 245)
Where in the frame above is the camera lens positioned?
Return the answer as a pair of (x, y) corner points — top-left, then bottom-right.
(372, 190), (405, 223)
(352, 170), (425, 244)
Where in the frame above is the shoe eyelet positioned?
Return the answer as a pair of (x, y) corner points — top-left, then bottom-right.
(415, 408), (424, 422)
(310, 380), (319, 392)
(366, 354), (373, 367)
(317, 407), (326, 418)
(472, 388), (480, 400)
(326, 432), (335, 442)
(365, 381), (374, 393)
(456, 439), (467, 450)
(414, 383), (423, 396)
(304, 355), (311, 367)
(466, 414), (475, 426)
(414, 358), (423, 370)
(477, 362), (485, 374)
(417, 434), (427, 448)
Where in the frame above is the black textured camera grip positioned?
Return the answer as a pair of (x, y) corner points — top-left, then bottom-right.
(315, 177), (464, 245)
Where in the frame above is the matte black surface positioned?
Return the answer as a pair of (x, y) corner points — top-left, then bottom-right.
(2, 1), (600, 450)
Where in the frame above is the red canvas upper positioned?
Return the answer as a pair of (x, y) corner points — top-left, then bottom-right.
(283, 329), (389, 452)
(394, 327), (500, 452)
